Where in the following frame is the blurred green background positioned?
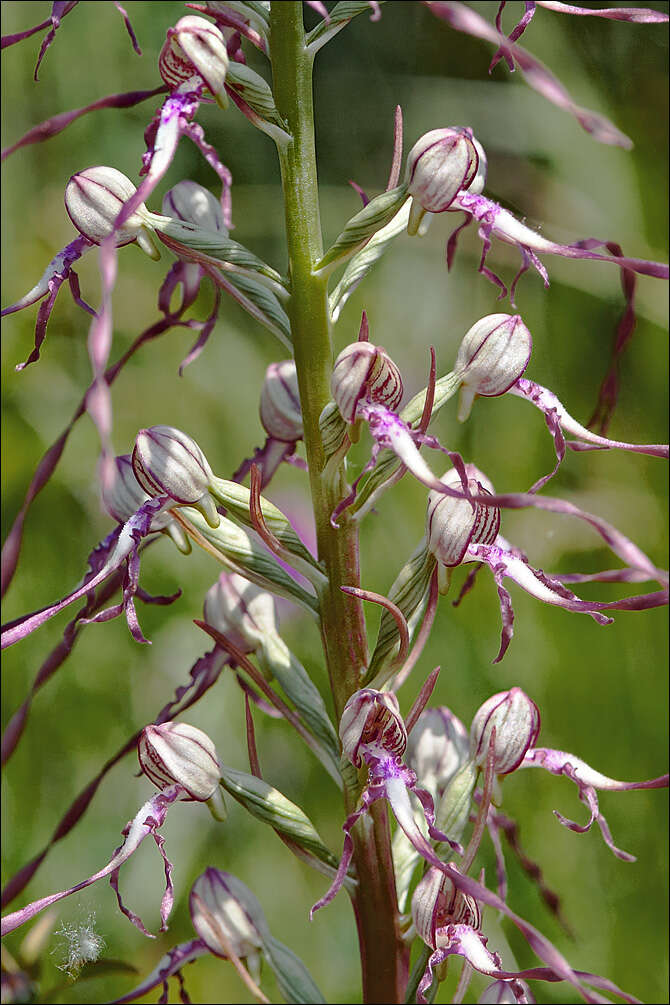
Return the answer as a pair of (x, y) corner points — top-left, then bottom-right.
(1, 2), (668, 1003)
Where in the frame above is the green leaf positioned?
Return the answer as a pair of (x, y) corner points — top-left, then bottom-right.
(260, 636), (341, 781)
(307, 0), (386, 51)
(211, 478), (323, 577)
(330, 198), (410, 322)
(158, 219), (288, 294)
(319, 400), (348, 464)
(262, 934), (327, 1004)
(182, 508), (320, 617)
(366, 543), (436, 685)
(314, 185), (409, 275)
(218, 766), (339, 869)
(227, 63), (282, 120)
(220, 271), (292, 346)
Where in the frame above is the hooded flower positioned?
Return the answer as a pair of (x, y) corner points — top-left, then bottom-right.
(424, 462), (668, 662)
(311, 688), (462, 918)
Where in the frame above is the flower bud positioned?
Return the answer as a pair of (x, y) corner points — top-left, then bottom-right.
(189, 868), (265, 959)
(468, 137), (488, 196)
(159, 15), (229, 105)
(470, 687), (541, 776)
(203, 572), (278, 654)
(406, 127), (480, 235)
(102, 454), (191, 553)
(132, 425), (220, 527)
(339, 688), (407, 768)
(412, 867), (481, 950)
(162, 180), (228, 233)
(102, 454), (152, 525)
(331, 342), (403, 424)
(455, 314), (532, 421)
(138, 722), (221, 801)
(259, 360), (303, 442)
(405, 706), (470, 800)
(426, 469), (500, 567)
(64, 166), (158, 255)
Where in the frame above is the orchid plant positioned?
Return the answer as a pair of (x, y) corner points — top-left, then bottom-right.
(1, 2), (668, 1004)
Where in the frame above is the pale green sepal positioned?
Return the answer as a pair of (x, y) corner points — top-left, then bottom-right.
(349, 371), (461, 520)
(261, 935), (326, 1004)
(314, 184), (409, 276)
(330, 199), (411, 323)
(307, 0), (386, 53)
(218, 766), (339, 869)
(136, 226), (161, 261)
(206, 786), (228, 822)
(162, 523), (191, 554)
(366, 543), (436, 686)
(210, 477), (326, 585)
(259, 636), (341, 782)
(434, 759), (477, 859)
(181, 507), (320, 617)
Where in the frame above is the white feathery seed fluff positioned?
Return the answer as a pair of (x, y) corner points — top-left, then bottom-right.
(53, 912), (105, 977)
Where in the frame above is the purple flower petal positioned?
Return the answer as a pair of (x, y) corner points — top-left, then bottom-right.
(536, 1), (668, 24)
(2, 645), (227, 910)
(450, 192), (669, 293)
(490, 1), (537, 71)
(1, 88), (165, 161)
(522, 748), (668, 859)
(1, 497), (168, 649)
(509, 379), (668, 472)
(113, 0), (141, 53)
(1, 787), (180, 937)
(2, 237), (93, 371)
(112, 939), (208, 1004)
(424, 1), (634, 147)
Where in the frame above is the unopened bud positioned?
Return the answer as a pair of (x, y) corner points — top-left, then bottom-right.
(203, 573), (277, 654)
(406, 128), (480, 236)
(189, 868), (265, 959)
(162, 180), (228, 233)
(468, 137), (488, 195)
(132, 425), (220, 527)
(102, 454), (191, 554)
(412, 867), (481, 950)
(455, 314), (532, 421)
(426, 469), (500, 567)
(64, 166), (159, 257)
(138, 722), (221, 801)
(159, 15), (229, 106)
(260, 360), (303, 442)
(406, 706), (470, 800)
(340, 688), (407, 768)
(331, 342), (403, 424)
(470, 687), (540, 776)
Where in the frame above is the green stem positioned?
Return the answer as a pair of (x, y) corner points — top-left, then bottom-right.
(269, 4), (407, 1001)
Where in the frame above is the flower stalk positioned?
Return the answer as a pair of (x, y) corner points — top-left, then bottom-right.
(269, 4), (406, 1000)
